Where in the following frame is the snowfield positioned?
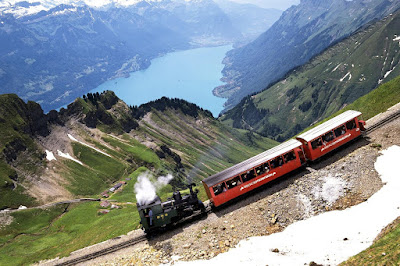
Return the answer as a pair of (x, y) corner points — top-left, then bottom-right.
(176, 145), (400, 266)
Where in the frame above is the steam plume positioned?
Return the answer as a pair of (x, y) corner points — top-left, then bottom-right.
(134, 172), (174, 205)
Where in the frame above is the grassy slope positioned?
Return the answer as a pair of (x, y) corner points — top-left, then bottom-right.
(0, 203), (138, 265)
(221, 10), (400, 141)
(137, 108), (278, 184)
(0, 93), (278, 265)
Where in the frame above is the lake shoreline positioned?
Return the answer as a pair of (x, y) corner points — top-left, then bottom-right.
(90, 45), (232, 117)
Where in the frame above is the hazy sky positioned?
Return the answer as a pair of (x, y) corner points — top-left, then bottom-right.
(230, 0), (300, 10)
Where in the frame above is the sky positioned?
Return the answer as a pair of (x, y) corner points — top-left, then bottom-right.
(229, 0), (300, 10)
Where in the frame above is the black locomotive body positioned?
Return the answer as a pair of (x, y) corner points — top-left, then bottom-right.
(137, 183), (205, 233)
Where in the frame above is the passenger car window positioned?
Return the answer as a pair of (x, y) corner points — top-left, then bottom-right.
(322, 131), (334, 143)
(213, 183), (226, 195)
(226, 176), (241, 189)
(311, 138), (322, 150)
(270, 156), (284, 169)
(284, 151), (296, 162)
(346, 119), (356, 130)
(334, 125), (346, 137)
(241, 169), (256, 182)
(255, 162), (270, 176)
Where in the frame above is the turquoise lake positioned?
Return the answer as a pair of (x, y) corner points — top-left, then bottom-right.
(91, 45), (232, 116)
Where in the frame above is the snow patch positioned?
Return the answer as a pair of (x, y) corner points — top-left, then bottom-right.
(340, 72), (351, 82)
(67, 134), (112, 158)
(45, 150), (57, 161)
(57, 150), (83, 165)
(331, 63), (341, 72)
(176, 146), (400, 266)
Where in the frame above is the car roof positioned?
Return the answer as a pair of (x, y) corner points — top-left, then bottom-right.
(296, 110), (362, 142)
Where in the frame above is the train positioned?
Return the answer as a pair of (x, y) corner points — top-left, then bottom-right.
(138, 110), (366, 232)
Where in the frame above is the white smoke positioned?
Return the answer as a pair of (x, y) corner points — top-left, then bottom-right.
(157, 174), (174, 187)
(134, 172), (174, 205)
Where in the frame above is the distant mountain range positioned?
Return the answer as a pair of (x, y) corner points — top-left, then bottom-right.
(220, 8), (400, 141)
(0, 0), (281, 112)
(216, 0), (400, 110)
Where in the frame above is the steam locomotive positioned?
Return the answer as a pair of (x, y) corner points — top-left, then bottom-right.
(137, 183), (206, 233)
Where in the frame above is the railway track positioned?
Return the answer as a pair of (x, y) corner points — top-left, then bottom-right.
(365, 109), (400, 134)
(54, 235), (147, 266)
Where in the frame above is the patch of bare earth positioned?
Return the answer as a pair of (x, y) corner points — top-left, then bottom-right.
(0, 213), (13, 229)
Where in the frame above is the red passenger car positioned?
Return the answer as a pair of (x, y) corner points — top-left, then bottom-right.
(296, 110), (365, 161)
(202, 139), (306, 207)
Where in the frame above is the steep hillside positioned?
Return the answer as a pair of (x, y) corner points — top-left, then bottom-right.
(0, 91), (277, 209)
(215, 0), (400, 110)
(221, 9), (400, 140)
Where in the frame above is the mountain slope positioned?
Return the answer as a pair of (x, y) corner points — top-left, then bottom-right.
(0, 91), (277, 209)
(220, 9), (400, 140)
(216, 0), (400, 110)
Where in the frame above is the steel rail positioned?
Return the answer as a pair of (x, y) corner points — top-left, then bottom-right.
(55, 235), (147, 266)
(364, 109), (400, 134)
